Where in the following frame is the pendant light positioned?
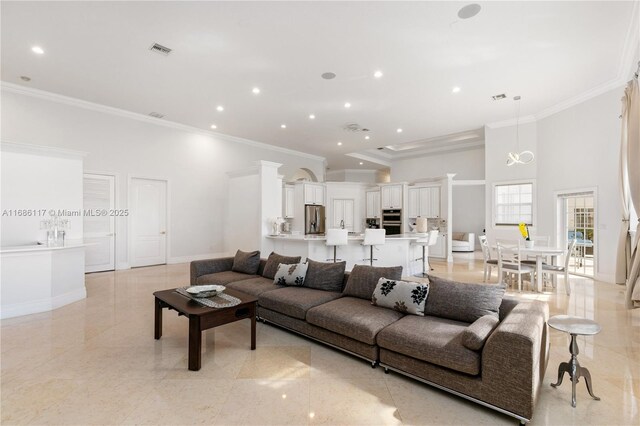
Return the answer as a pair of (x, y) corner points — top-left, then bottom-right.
(507, 95), (534, 166)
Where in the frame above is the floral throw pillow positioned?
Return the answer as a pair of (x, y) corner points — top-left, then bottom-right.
(273, 263), (308, 286)
(371, 278), (429, 316)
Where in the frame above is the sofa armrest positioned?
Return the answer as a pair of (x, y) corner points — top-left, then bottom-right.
(480, 300), (549, 421)
(190, 257), (234, 285)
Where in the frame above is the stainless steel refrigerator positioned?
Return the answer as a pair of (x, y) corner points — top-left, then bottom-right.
(305, 204), (325, 234)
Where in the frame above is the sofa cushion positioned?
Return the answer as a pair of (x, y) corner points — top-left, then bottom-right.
(259, 287), (343, 320)
(425, 275), (506, 323)
(462, 315), (500, 351)
(452, 232), (466, 241)
(306, 297), (404, 345)
(342, 264), (403, 300)
(225, 276), (283, 296)
(372, 278), (429, 316)
(196, 271), (260, 285)
(273, 262), (308, 286)
(377, 315), (481, 376)
(232, 250), (261, 275)
(304, 259), (346, 292)
(262, 252), (303, 280)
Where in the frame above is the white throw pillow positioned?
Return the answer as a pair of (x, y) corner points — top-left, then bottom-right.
(273, 263), (308, 286)
(371, 278), (429, 316)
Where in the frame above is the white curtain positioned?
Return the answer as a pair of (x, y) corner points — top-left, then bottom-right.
(617, 86), (631, 285)
(624, 78), (640, 309)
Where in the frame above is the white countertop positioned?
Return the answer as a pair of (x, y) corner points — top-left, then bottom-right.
(0, 241), (86, 254)
(266, 233), (434, 242)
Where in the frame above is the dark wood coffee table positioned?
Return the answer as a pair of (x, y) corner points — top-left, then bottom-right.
(153, 288), (258, 371)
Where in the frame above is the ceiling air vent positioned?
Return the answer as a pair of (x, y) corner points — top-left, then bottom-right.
(149, 43), (172, 56)
(343, 123), (370, 133)
(492, 93), (507, 101)
(148, 112), (165, 118)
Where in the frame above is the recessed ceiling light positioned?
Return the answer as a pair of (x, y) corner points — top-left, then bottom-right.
(281, 124), (287, 129)
(337, 142), (342, 146)
(373, 70), (383, 79)
(20, 76), (31, 82)
(397, 128), (403, 133)
(210, 124), (217, 129)
(321, 72), (336, 80)
(344, 102), (351, 108)
(216, 105), (224, 112)
(458, 3), (482, 20)
(252, 87), (261, 94)
(359, 162), (364, 165)
(452, 86), (461, 94)
(31, 46), (44, 55)
(309, 114), (315, 119)
(364, 135), (370, 140)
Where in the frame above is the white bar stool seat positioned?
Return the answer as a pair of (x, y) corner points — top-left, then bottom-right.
(362, 229), (386, 266)
(326, 229), (348, 262)
(413, 230), (439, 277)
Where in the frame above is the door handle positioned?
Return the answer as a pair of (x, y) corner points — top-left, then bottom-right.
(160, 231), (166, 235)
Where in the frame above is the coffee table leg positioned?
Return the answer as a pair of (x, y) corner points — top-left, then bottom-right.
(154, 298), (163, 340)
(251, 304), (256, 350)
(188, 316), (202, 371)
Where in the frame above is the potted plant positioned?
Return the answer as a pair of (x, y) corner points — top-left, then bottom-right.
(519, 222), (534, 248)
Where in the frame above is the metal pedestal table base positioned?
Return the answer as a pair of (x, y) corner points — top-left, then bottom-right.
(550, 333), (600, 407)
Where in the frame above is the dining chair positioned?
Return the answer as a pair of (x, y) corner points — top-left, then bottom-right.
(497, 241), (535, 292)
(522, 236), (551, 266)
(478, 235), (498, 282)
(541, 239), (577, 295)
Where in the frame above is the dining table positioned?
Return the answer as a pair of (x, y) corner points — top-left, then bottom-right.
(494, 244), (565, 292)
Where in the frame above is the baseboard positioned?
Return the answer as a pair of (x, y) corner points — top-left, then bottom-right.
(167, 252), (229, 265)
(116, 262), (130, 270)
(595, 272), (615, 284)
(1, 287), (86, 319)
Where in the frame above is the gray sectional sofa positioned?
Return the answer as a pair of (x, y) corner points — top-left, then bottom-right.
(191, 253), (549, 424)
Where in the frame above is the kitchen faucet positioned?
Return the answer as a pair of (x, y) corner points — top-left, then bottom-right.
(340, 220), (345, 229)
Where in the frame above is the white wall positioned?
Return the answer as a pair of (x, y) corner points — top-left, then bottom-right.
(484, 122), (538, 243)
(391, 148), (486, 242)
(326, 169), (388, 184)
(536, 87), (623, 282)
(1, 146), (84, 246)
(1, 89), (325, 266)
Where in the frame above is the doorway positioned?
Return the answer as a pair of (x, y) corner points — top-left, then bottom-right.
(129, 177), (167, 267)
(557, 190), (596, 277)
(83, 173), (116, 273)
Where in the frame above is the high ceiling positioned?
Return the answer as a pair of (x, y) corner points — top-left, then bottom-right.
(1, 1), (636, 169)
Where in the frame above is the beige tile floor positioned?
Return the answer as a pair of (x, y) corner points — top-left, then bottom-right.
(2, 258), (639, 425)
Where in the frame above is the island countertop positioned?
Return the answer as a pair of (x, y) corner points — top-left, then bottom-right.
(265, 233), (434, 242)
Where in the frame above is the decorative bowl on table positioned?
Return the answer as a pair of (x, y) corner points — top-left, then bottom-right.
(185, 285), (225, 298)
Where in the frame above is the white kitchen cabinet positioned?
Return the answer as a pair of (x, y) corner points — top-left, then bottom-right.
(381, 185), (402, 209)
(283, 186), (295, 218)
(331, 199), (354, 230)
(304, 183), (325, 205)
(408, 186), (440, 218)
(365, 191), (381, 218)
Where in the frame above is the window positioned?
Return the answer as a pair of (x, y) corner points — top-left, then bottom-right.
(494, 182), (533, 226)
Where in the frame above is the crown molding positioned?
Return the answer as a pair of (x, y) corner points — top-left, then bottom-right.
(485, 115), (537, 129)
(0, 140), (87, 159)
(1, 82), (326, 163)
(344, 152), (391, 167)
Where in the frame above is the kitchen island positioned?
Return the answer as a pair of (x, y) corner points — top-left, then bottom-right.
(265, 233), (442, 273)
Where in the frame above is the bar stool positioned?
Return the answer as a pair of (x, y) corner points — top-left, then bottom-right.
(326, 228), (348, 262)
(413, 230), (439, 277)
(362, 229), (386, 266)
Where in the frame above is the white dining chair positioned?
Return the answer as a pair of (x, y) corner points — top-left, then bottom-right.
(497, 241), (535, 292)
(326, 229), (348, 263)
(541, 239), (577, 295)
(478, 235), (498, 282)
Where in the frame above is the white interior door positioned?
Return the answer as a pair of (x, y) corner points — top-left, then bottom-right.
(83, 174), (115, 273)
(130, 178), (167, 267)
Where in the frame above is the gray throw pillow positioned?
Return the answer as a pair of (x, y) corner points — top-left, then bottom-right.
(462, 315), (500, 350)
(372, 278), (429, 316)
(342, 264), (403, 300)
(424, 275), (506, 323)
(273, 263), (308, 286)
(304, 259), (346, 292)
(231, 250), (261, 275)
(262, 252), (302, 279)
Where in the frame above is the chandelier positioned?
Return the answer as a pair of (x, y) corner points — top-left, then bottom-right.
(507, 96), (535, 166)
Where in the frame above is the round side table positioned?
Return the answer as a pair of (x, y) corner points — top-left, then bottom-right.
(548, 315), (602, 407)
